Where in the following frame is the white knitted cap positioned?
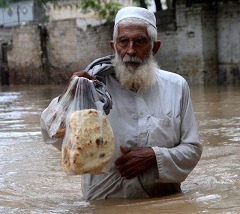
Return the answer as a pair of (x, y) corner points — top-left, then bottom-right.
(114, 7), (156, 29)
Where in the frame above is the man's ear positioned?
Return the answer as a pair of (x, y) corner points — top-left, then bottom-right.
(109, 40), (115, 51)
(152, 40), (161, 55)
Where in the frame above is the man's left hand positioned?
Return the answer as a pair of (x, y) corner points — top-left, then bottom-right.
(115, 146), (157, 179)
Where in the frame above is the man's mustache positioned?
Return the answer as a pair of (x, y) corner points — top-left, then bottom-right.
(122, 56), (142, 64)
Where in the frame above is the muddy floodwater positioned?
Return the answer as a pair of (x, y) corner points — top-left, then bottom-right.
(0, 84), (239, 214)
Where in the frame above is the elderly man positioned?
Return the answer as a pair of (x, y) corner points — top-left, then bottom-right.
(41, 7), (202, 200)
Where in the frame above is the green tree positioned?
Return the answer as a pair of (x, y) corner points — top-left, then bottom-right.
(78, 0), (122, 22)
(0, 0), (8, 7)
(36, 0), (122, 21)
(36, 0), (63, 5)
(0, 0), (123, 21)
(133, 0), (163, 11)
(0, 0), (43, 7)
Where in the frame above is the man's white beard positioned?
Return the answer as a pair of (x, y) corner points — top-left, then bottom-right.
(112, 53), (159, 93)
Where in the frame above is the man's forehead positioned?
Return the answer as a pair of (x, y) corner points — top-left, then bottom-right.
(117, 24), (149, 38)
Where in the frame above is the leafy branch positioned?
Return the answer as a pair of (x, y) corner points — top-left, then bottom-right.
(79, 0), (123, 22)
(0, 0), (8, 7)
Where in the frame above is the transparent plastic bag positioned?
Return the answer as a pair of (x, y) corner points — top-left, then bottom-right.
(57, 77), (115, 175)
(45, 76), (112, 138)
(44, 77), (77, 139)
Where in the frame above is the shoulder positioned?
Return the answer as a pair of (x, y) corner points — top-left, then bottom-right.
(155, 69), (188, 88)
(86, 55), (114, 77)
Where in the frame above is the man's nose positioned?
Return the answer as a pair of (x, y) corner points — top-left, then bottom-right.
(126, 41), (137, 56)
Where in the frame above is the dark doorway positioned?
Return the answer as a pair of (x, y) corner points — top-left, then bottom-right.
(0, 43), (9, 85)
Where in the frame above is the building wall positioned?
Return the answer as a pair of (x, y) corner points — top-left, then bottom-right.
(46, 0), (133, 21)
(1, 1), (240, 85)
(6, 25), (45, 84)
(44, 19), (113, 84)
(173, 4), (218, 84)
(157, 2), (240, 85)
(217, 1), (240, 84)
(0, 0), (34, 27)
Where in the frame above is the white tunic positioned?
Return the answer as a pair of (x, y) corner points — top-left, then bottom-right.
(40, 68), (202, 199)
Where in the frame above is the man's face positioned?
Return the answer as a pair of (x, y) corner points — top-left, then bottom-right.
(110, 22), (160, 92)
(113, 23), (152, 70)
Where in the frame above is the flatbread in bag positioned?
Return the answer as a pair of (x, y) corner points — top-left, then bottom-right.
(62, 109), (115, 174)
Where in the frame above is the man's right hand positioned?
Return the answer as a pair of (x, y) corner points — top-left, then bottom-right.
(59, 71), (94, 101)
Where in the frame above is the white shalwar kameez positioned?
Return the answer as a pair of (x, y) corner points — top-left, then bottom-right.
(41, 68), (202, 200)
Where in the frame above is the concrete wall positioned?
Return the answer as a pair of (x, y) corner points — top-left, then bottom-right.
(157, 2), (239, 85)
(0, 19), (113, 84)
(0, 0), (34, 27)
(0, 1), (240, 85)
(46, 0), (133, 21)
(44, 19), (113, 84)
(0, 0), (44, 27)
(6, 25), (45, 84)
(173, 4), (218, 84)
(217, 1), (240, 84)
(0, 28), (13, 42)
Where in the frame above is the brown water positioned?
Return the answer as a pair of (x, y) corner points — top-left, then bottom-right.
(0, 84), (239, 214)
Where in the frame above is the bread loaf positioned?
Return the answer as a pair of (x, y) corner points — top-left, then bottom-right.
(62, 109), (115, 174)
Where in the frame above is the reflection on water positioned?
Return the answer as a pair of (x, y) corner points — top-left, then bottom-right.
(0, 84), (239, 214)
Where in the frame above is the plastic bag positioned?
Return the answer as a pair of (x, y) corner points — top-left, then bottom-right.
(44, 77), (76, 139)
(45, 76), (112, 137)
(46, 76), (115, 175)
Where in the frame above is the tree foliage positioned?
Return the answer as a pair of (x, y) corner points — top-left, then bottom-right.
(133, 0), (163, 11)
(133, 0), (151, 8)
(37, 0), (123, 21)
(0, 0), (35, 7)
(0, 0), (9, 7)
(0, 0), (123, 21)
(36, 0), (63, 5)
(78, 0), (122, 22)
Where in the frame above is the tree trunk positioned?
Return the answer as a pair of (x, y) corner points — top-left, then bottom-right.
(166, 0), (176, 9)
(139, 0), (147, 8)
(154, 0), (162, 11)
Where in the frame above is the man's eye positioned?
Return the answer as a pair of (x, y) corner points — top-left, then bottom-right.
(118, 38), (128, 46)
(135, 38), (146, 45)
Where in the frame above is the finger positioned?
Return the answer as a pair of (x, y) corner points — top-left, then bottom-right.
(125, 172), (138, 179)
(119, 165), (139, 179)
(117, 159), (138, 177)
(115, 147), (131, 166)
(115, 155), (127, 166)
(118, 159), (139, 175)
(73, 71), (94, 80)
(120, 146), (131, 154)
(53, 128), (65, 139)
(59, 71), (94, 100)
(69, 71), (91, 91)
